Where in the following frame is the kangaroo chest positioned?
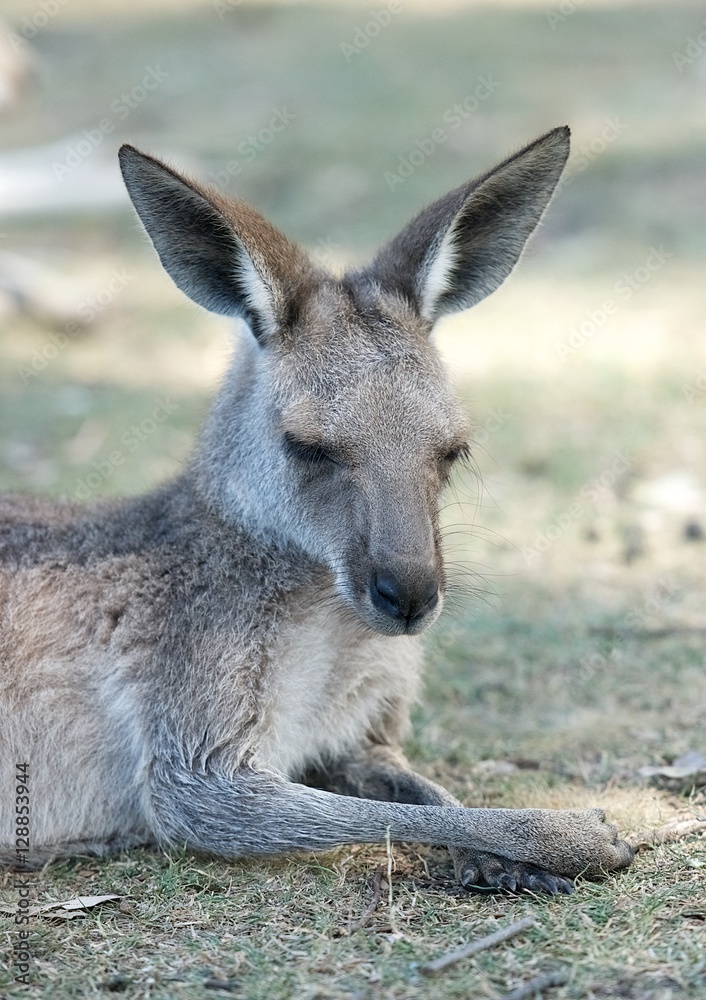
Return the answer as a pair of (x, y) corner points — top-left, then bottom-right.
(252, 607), (423, 778)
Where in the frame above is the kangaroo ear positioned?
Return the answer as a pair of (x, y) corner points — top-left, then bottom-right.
(118, 145), (313, 343)
(366, 126), (570, 322)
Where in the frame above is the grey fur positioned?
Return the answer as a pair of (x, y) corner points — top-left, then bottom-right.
(0, 128), (634, 892)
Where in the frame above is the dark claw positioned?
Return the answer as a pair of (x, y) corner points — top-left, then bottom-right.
(459, 865), (480, 888)
(527, 873), (559, 895)
(526, 872), (574, 895)
(451, 848), (576, 896)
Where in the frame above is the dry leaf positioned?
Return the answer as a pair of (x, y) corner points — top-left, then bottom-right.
(43, 895), (122, 912)
(0, 894), (122, 919)
(639, 750), (706, 789)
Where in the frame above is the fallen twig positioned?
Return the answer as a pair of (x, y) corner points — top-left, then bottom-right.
(346, 866), (385, 934)
(502, 970), (569, 999)
(420, 915), (536, 976)
(628, 817), (706, 851)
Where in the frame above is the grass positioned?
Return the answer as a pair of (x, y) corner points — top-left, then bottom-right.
(1, 1), (706, 997)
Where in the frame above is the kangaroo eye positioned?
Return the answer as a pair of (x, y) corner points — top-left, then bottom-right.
(284, 434), (337, 466)
(443, 443), (470, 464)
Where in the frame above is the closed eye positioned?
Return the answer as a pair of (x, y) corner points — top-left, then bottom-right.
(442, 442), (471, 464)
(284, 433), (339, 467)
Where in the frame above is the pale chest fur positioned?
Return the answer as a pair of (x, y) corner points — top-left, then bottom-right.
(252, 607), (424, 778)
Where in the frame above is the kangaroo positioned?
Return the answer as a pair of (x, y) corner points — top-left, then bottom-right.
(0, 126), (634, 894)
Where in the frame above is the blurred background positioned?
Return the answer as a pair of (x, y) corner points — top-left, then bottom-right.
(0, 0), (705, 762)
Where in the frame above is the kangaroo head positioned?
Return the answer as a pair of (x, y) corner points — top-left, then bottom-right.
(119, 128), (569, 637)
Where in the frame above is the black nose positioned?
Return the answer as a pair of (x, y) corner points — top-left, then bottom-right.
(370, 570), (439, 626)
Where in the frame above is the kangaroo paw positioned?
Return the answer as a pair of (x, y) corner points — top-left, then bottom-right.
(451, 847), (574, 895)
(461, 807), (635, 880)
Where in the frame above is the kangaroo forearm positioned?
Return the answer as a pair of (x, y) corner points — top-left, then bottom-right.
(151, 768), (490, 853)
(148, 768), (633, 878)
(150, 767), (508, 853)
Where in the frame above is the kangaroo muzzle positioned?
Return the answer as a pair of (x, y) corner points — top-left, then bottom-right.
(369, 566), (440, 633)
